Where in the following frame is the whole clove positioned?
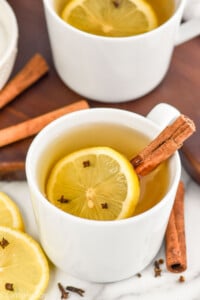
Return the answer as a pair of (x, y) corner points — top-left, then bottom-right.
(58, 282), (69, 299)
(0, 237), (9, 249)
(66, 286), (85, 297)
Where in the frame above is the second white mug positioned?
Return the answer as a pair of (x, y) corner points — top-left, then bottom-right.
(43, 0), (200, 103)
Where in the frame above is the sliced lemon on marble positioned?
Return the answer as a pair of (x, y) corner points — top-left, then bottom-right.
(0, 226), (49, 300)
(61, 0), (158, 37)
(46, 146), (140, 220)
(0, 191), (24, 231)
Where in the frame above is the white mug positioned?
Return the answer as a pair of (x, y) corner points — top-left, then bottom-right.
(0, 0), (18, 90)
(42, 0), (200, 103)
(26, 103), (181, 282)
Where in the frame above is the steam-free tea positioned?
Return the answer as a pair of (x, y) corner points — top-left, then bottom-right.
(44, 122), (169, 218)
(55, 0), (175, 37)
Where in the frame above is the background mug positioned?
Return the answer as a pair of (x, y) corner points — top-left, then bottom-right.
(42, 0), (200, 103)
(0, 0), (18, 90)
(26, 103), (181, 282)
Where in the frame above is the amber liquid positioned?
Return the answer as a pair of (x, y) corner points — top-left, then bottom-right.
(145, 0), (175, 26)
(55, 0), (175, 36)
(44, 122), (169, 217)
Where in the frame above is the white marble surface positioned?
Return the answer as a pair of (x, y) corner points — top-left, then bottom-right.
(0, 167), (200, 300)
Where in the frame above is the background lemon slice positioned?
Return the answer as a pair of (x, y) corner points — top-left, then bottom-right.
(0, 191), (24, 231)
(61, 0), (158, 37)
(46, 146), (140, 220)
(0, 226), (49, 300)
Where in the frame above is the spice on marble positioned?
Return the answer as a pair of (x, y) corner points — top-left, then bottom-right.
(58, 282), (69, 299)
(66, 285), (85, 297)
(158, 258), (164, 265)
(178, 275), (185, 283)
(154, 259), (163, 277)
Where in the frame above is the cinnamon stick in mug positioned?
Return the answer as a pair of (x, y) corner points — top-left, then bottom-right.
(165, 181), (187, 273)
(0, 53), (49, 109)
(131, 114), (195, 176)
(0, 100), (89, 147)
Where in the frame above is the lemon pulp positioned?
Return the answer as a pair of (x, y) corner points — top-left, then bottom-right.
(61, 0), (158, 37)
(0, 226), (49, 300)
(46, 146), (140, 220)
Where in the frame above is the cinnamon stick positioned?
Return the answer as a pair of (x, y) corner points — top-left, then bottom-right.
(0, 161), (25, 180)
(131, 114), (196, 176)
(165, 181), (187, 273)
(0, 53), (49, 109)
(0, 100), (89, 147)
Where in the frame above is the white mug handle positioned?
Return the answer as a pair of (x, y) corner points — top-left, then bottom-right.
(175, 18), (200, 45)
(147, 103), (180, 130)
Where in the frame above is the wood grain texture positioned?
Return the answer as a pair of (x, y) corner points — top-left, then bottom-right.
(1, 0), (200, 182)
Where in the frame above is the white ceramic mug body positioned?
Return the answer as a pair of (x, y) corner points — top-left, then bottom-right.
(26, 104), (181, 282)
(42, 0), (198, 103)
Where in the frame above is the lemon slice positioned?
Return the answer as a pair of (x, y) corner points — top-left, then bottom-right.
(46, 146), (140, 220)
(0, 192), (24, 231)
(61, 0), (158, 37)
(0, 226), (49, 300)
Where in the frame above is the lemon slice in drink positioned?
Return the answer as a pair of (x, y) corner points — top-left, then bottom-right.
(61, 0), (158, 37)
(0, 226), (49, 300)
(0, 191), (24, 231)
(46, 146), (140, 220)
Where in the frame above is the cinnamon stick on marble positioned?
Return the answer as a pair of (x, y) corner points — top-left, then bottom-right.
(165, 181), (187, 273)
(131, 114), (195, 176)
(0, 53), (49, 109)
(130, 116), (195, 274)
(0, 100), (89, 147)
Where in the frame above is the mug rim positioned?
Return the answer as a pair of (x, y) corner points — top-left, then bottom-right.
(26, 107), (181, 227)
(0, 0), (18, 68)
(43, 0), (185, 42)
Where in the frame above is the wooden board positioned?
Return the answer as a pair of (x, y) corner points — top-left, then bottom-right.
(1, 0), (200, 183)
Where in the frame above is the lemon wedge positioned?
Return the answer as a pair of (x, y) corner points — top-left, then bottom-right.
(0, 226), (49, 300)
(61, 0), (158, 37)
(0, 191), (24, 231)
(46, 146), (140, 220)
